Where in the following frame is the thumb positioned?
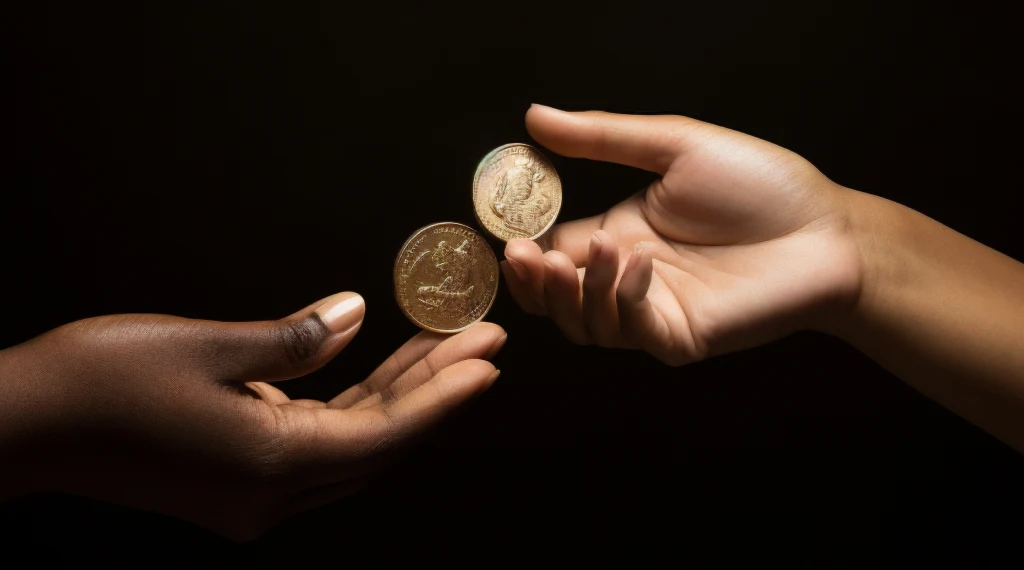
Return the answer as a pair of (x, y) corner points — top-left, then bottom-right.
(525, 104), (700, 175)
(206, 292), (365, 383)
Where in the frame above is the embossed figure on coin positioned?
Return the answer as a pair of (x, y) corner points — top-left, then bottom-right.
(473, 143), (562, 241)
(394, 222), (499, 333)
(416, 239), (475, 319)
(490, 156), (552, 237)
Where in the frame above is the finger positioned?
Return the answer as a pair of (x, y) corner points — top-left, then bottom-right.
(582, 230), (625, 347)
(616, 243), (680, 365)
(378, 359), (499, 441)
(288, 399), (328, 409)
(244, 381), (290, 405)
(500, 260), (546, 316)
(328, 329), (447, 409)
(526, 104), (698, 175)
(504, 239), (547, 307)
(207, 292), (365, 382)
(283, 361), (498, 489)
(534, 215), (605, 267)
(244, 381), (327, 408)
(346, 323), (506, 410)
(543, 250), (590, 345)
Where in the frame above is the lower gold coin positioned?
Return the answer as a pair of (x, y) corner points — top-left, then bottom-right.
(393, 222), (499, 333)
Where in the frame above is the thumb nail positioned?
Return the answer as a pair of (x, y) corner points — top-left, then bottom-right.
(314, 292), (365, 334)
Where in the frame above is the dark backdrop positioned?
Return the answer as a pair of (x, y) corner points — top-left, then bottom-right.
(3, 1), (1023, 566)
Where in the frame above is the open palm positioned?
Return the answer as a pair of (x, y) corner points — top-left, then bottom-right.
(502, 106), (861, 365)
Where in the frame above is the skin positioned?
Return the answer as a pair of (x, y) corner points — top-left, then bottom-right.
(3, 104), (1022, 540)
(504, 104), (1024, 453)
(0, 292), (505, 540)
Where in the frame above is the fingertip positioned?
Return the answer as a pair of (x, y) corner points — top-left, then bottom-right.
(500, 259), (547, 316)
(618, 243), (654, 304)
(526, 103), (562, 122)
(484, 369), (501, 389)
(638, 242), (654, 270)
(589, 232), (602, 259)
(506, 238), (543, 260)
(526, 104), (575, 145)
(542, 250), (577, 286)
(499, 259), (518, 288)
(622, 246), (640, 274)
(543, 248), (574, 268)
(441, 358), (499, 396)
(489, 331), (508, 360)
(502, 256), (528, 283)
(542, 250), (590, 345)
(314, 292), (365, 335)
(463, 322), (507, 359)
(593, 229), (613, 245)
(588, 230), (618, 269)
(469, 321), (506, 338)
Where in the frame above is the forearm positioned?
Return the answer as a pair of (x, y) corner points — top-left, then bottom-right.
(0, 339), (74, 498)
(834, 190), (1024, 452)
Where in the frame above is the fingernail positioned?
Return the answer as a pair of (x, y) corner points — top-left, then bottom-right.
(487, 370), (501, 384)
(590, 232), (603, 257)
(530, 103), (556, 111)
(314, 292), (365, 334)
(485, 332), (508, 359)
(624, 243), (643, 272)
(505, 255), (529, 281)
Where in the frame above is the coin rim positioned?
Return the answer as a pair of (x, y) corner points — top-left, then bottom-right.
(393, 221), (500, 334)
(471, 142), (563, 242)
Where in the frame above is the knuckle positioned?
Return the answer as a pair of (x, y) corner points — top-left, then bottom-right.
(274, 317), (328, 370)
(666, 120), (709, 150)
(362, 408), (400, 455)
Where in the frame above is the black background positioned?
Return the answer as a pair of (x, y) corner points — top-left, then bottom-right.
(3, 0), (1023, 566)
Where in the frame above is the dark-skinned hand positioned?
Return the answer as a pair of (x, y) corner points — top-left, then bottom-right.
(0, 292), (505, 540)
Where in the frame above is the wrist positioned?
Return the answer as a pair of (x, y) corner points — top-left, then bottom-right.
(816, 187), (906, 341)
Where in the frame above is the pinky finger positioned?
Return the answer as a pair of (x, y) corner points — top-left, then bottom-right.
(616, 243), (684, 366)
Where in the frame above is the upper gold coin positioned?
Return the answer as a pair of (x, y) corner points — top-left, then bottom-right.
(473, 143), (562, 241)
(393, 222), (499, 333)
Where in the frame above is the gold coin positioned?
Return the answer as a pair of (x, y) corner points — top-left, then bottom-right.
(393, 222), (500, 333)
(472, 143), (562, 241)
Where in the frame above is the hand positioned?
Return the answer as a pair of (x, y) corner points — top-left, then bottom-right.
(0, 293), (505, 540)
(502, 105), (861, 365)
